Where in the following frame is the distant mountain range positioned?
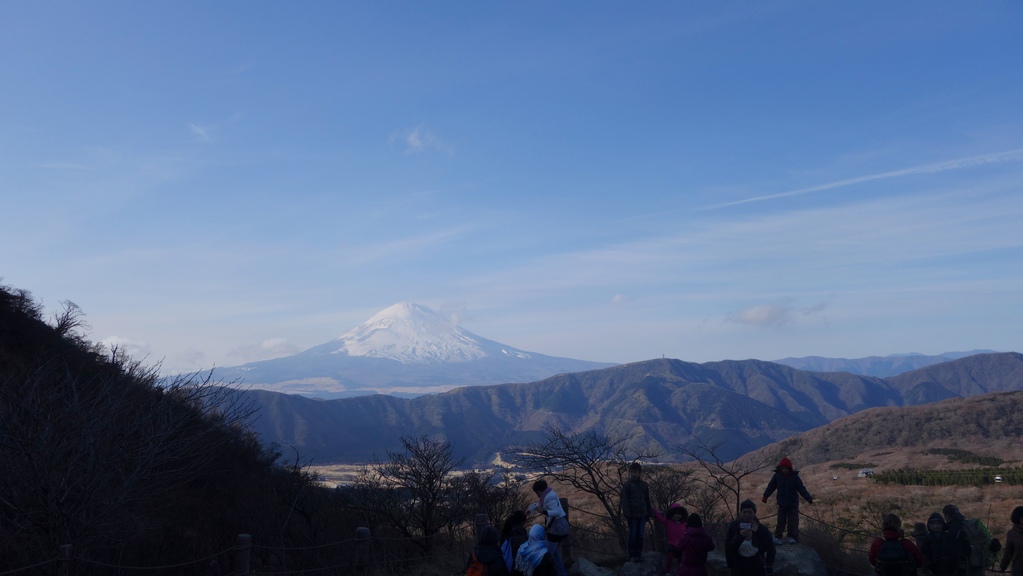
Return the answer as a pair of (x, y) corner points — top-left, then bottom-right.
(231, 351), (1023, 466)
(217, 302), (995, 398)
(215, 302), (615, 397)
(772, 350), (997, 378)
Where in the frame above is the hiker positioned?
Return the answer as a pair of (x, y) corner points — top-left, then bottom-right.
(943, 504), (992, 576)
(467, 525), (511, 576)
(652, 503), (689, 576)
(501, 510), (530, 573)
(1000, 506), (1023, 576)
(621, 461), (653, 563)
(919, 512), (958, 576)
(911, 522), (929, 552)
(870, 513), (925, 576)
(529, 479), (569, 576)
(725, 499), (776, 576)
(678, 513), (716, 576)
(514, 524), (557, 576)
(761, 457), (813, 544)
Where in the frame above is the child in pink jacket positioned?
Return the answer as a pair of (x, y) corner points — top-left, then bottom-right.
(652, 503), (689, 575)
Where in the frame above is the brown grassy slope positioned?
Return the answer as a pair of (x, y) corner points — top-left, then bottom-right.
(749, 390), (1023, 466)
(741, 390), (1023, 549)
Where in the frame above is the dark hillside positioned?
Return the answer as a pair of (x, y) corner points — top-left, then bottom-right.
(0, 285), (348, 574)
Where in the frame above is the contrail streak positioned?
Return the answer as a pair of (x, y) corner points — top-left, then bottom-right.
(706, 148), (1023, 210)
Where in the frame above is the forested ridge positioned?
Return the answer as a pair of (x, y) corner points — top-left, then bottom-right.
(0, 285), (331, 573)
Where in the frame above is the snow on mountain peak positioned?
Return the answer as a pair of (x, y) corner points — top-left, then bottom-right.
(331, 302), (489, 363)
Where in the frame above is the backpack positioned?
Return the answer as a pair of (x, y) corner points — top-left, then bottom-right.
(876, 538), (915, 576)
(961, 518), (993, 568)
(466, 551), (488, 576)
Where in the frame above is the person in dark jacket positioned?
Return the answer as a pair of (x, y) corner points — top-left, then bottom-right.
(761, 457), (813, 544)
(869, 513), (925, 576)
(999, 506), (1023, 576)
(678, 513), (715, 576)
(919, 512), (958, 576)
(621, 461), (653, 562)
(942, 504), (978, 576)
(725, 499), (776, 576)
(467, 525), (511, 576)
(501, 511), (529, 572)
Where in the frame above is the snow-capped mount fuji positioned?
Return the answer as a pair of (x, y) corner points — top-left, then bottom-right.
(321, 302), (521, 364)
(215, 302), (615, 398)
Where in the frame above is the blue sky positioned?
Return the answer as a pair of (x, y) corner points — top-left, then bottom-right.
(2, 2), (1022, 374)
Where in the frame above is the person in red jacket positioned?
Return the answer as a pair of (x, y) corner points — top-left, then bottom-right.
(677, 513), (715, 576)
(870, 513), (925, 576)
(652, 503), (689, 576)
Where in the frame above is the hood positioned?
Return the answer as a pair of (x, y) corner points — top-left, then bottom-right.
(668, 503), (686, 521)
(776, 457), (794, 473)
(928, 512), (946, 530)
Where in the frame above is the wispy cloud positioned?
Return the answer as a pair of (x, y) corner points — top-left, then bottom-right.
(99, 335), (153, 359)
(728, 301), (828, 328)
(390, 124), (450, 155)
(706, 148), (1023, 210)
(458, 181), (1023, 325)
(337, 226), (473, 266)
(227, 338), (301, 363)
(189, 123), (216, 142)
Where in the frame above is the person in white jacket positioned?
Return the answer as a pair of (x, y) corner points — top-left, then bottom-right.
(529, 479), (569, 576)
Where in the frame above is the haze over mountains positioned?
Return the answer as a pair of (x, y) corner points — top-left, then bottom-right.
(772, 350), (997, 378)
(215, 302), (614, 397)
(233, 351), (1023, 466)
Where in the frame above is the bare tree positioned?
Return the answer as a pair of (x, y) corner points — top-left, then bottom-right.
(51, 300), (89, 340)
(645, 464), (697, 514)
(509, 426), (661, 551)
(370, 435), (466, 555)
(447, 469), (528, 534)
(678, 437), (774, 519)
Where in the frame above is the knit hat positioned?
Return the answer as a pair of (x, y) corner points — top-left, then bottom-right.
(480, 525), (499, 546)
(911, 522), (927, 539)
(687, 513), (703, 528)
(776, 457), (794, 472)
(740, 499), (757, 512)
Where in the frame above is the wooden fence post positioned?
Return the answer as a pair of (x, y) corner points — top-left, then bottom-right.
(58, 544), (72, 576)
(355, 527), (371, 572)
(560, 497), (573, 569)
(235, 534), (251, 576)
